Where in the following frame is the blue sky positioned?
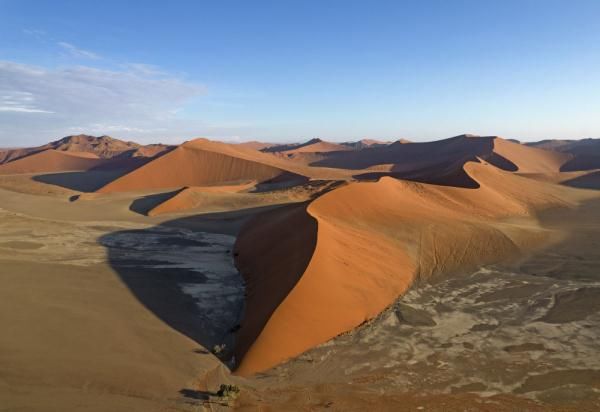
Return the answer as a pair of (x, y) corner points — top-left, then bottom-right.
(1, 0), (599, 146)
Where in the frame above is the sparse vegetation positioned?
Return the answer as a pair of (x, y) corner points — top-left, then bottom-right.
(216, 384), (240, 400)
(212, 343), (226, 356)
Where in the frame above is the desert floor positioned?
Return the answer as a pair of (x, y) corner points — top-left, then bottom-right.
(1, 176), (599, 411)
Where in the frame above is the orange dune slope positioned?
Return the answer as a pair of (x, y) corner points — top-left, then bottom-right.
(146, 182), (261, 216)
(0, 149), (109, 175)
(97, 138), (354, 193)
(233, 160), (593, 375)
(96, 139), (309, 193)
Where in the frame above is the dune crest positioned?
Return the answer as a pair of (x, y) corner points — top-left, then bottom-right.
(233, 161), (592, 375)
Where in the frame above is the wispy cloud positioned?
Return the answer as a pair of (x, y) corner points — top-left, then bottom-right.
(57, 41), (101, 60)
(0, 91), (54, 113)
(0, 60), (206, 144)
(22, 28), (47, 40)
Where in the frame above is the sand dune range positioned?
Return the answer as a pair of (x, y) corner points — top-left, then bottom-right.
(233, 159), (593, 375)
(312, 135), (574, 182)
(96, 138), (358, 193)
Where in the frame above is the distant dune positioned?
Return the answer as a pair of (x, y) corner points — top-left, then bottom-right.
(341, 139), (393, 150)
(309, 135), (574, 187)
(527, 138), (600, 171)
(234, 141), (279, 151)
(0, 150), (109, 175)
(147, 183), (257, 216)
(97, 138), (309, 193)
(233, 159), (593, 375)
(263, 138), (353, 154)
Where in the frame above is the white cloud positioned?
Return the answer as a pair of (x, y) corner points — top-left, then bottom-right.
(0, 60), (207, 145)
(0, 107), (54, 113)
(57, 42), (101, 60)
(0, 91), (54, 113)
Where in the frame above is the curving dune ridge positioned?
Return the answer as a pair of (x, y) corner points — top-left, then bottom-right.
(233, 160), (593, 375)
(313, 135), (574, 185)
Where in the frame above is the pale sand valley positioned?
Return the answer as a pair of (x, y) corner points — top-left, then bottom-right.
(1, 134), (600, 411)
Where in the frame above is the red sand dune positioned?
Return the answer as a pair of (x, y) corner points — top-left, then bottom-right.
(97, 139), (311, 193)
(233, 159), (592, 375)
(0, 149), (109, 175)
(310, 135), (573, 186)
(492, 137), (571, 174)
(147, 182), (258, 216)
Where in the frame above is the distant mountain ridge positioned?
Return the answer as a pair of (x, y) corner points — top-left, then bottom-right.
(0, 134), (173, 165)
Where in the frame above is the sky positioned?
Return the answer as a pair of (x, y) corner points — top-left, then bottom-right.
(1, 0), (599, 146)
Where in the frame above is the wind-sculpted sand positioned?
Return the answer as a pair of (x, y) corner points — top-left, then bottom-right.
(233, 160), (596, 375)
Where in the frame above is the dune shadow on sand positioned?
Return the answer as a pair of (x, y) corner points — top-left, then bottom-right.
(179, 388), (214, 400)
(128, 188), (184, 215)
(97, 204), (302, 373)
(562, 171), (600, 190)
(33, 170), (128, 192)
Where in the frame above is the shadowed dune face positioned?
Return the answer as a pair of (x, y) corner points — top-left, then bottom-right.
(234, 203), (318, 363)
(561, 154), (600, 172)
(129, 189), (187, 215)
(562, 170), (600, 190)
(232, 162), (594, 375)
(32, 170), (131, 192)
(310, 136), (572, 186)
(527, 138), (600, 172)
